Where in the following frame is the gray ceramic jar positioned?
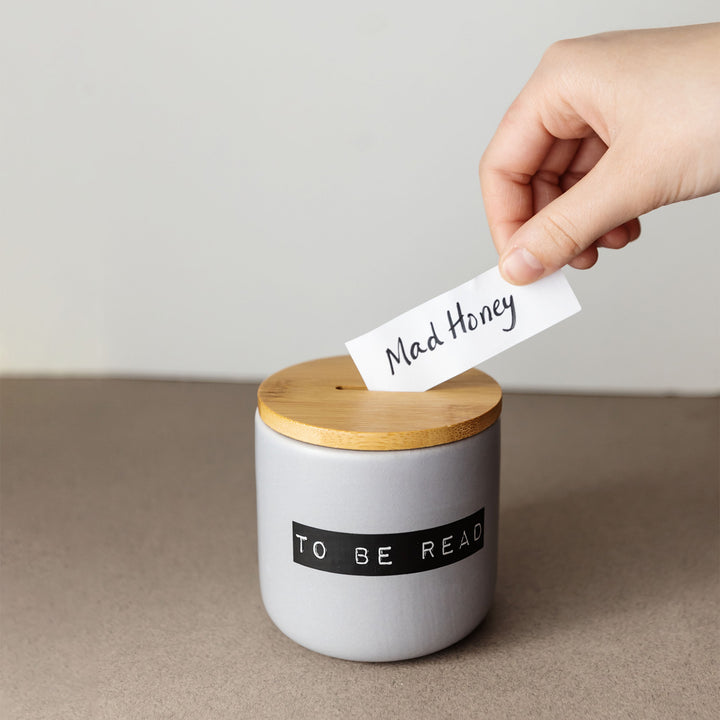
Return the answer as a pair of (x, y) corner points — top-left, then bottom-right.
(255, 356), (502, 662)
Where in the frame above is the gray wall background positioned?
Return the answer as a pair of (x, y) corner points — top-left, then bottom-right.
(2, 1), (718, 393)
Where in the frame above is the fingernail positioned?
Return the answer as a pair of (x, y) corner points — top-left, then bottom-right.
(500, 247), (544, 284)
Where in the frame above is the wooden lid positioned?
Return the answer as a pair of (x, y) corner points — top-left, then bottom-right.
(257, 355), (502, 451)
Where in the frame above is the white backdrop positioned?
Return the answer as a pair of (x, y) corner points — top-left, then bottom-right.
(1, 1), (718, 393)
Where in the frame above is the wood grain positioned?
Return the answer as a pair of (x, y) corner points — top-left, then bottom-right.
(257, 355), (502, 450)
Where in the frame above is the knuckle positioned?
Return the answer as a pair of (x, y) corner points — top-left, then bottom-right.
(541, 38), (578, 65)
(539, 213), (586, 259)
(478, 154), (489, 182)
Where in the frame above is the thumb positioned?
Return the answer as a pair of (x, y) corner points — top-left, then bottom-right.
(499, 149), (641, 284)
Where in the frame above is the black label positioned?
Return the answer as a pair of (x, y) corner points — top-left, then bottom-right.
(292, 507), (484, 576)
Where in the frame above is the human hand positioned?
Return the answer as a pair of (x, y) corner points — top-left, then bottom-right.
(479, 24), (720, 285)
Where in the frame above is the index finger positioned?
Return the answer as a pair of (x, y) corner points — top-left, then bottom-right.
(479, 96), (557, 255)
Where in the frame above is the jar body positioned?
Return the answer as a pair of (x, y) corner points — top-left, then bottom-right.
(255, 411), (500, 662)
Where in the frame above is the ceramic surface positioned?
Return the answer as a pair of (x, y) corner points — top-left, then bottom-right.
(255, 412), (500, 662)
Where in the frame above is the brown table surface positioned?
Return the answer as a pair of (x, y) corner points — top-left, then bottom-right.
(1, 379), (718, 719)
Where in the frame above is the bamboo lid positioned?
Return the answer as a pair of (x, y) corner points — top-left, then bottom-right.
(257, 355), (502, 451)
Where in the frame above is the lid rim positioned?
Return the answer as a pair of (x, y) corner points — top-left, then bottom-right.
(257, 355), (502, 451)
(258, 397), (502, 451)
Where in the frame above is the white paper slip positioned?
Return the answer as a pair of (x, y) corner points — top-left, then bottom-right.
(346, 265), (581, 392)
